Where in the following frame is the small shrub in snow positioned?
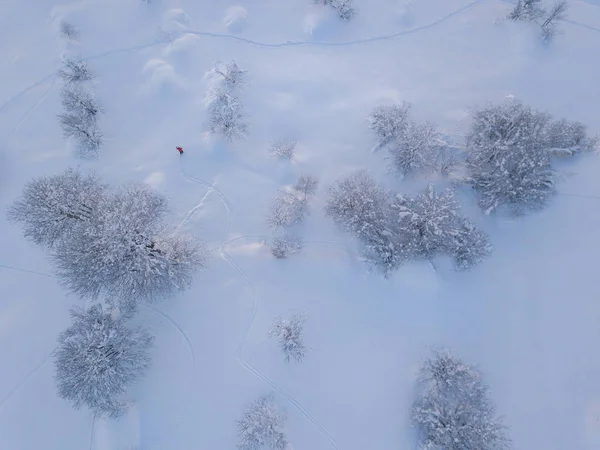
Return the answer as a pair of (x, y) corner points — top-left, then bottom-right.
(207, 90), (248, 142)
(266, 190), (306, 230)
(269, 312), (308, 362)
(325, 170), (404, 274)
(293, 175), (319, 202)
(508, 0), (568, 41)
(59, 55), (93, 84)
(391, 184), (491, 269)
(271, 235), (304, 259)
(368, 103), (411, 147)
(466, 97), (557, 215)
(54, 304), (153, 417)
(59, 20), (79, 41)
(52, 181), (208, 312)
(412, 349), (510, 450)
(7, 168), (106, 248)
(544, 117), (598, 155)
(237, 394), (288, 450)
(269, 139), (296, 160)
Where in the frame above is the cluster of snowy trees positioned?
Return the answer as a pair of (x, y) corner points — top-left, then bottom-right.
(507, 0), (568, 41)
(314, 0), (356, 21)
(325, 170), (490, 275)
(58, 54), (103, 159)
(412, 349), (510, 450)
(349, 96), (596, 273)
(7, 168), (207, 416)
(267, 175), (319, 259)
(206, 60), (248, 142)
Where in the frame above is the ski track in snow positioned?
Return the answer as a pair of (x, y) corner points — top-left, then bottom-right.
(88, 414), (96, 450)
(12, 78), (57, 134)
(0, 355), (52, 411)
(179, 159), (340, 450)
(2, 0), (598, 123)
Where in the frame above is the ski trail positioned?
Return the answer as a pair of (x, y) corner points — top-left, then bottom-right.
(88, 414), (96, 450)
(0, 355), (51, 410)
(185, 0), (486, 47)
(173, 184), (215, 235)
(144, 304), (196, 374)
(180, 160), (339, 450)
(12, 78), (57, 134)
(0, 263), (58, 279)
(0, 74), (56, 115)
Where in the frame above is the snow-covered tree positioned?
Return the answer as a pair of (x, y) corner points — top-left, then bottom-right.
(210, 60), (247, 92)
(391, 184), (491, 268)
(271, 235), (303, 259)
(59, 20), (79, 41)
(507, 0), (568, 41)
(315, 0), (356, 20)
(466, 97), (556, 215)
(269, 312), (308, 362)
(266, 190), (306, 230)
(52, 182), (208, 311)
(508, 0), (545, 21)
(293, 175), (319, 202)
(540, 1), (568, 41)
(269, 139), (296, 160)
(206, 89), (248, 142)
(368, 103), (410, 147)
(388, 120), (441, 177)
(325, 170), (404, 274)
(58, 84), (103, 159)
(238, 394), (288, 450)
(54, 304), (153, 417)
(59, 55), (93, 84)
(544, 117), (597, 154)
(7, 168), (106, 248)
(412, 349), (510, 450)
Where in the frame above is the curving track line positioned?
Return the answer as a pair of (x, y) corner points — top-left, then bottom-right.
(179, 158), (340, 450)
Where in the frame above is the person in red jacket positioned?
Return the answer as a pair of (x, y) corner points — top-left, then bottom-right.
(176, 146), (184, 154)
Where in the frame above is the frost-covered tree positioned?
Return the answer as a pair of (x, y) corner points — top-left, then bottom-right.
(368, 103), (411, 147)
(544, 117), (597, 155)
(466, 97), (556, 215)
(508, 0), (545, 21)
(391, 184), (491, 269)
(266, 190), (306, 230)
(207, 90), (248, 142)
(293, 175), (319, 202)
(53, 182), (207, 311)
(388, 120), (441, 177)
(269, 139), (296, 160)
(269, 312), (308, 362)
(58, 84), (103, 159)
(54, 304), (153, 417)
(508, 0), (568, 41)
(325, 170), (404, 274)
(6, 168), (106, 248)
(271, 235), (303, 259)
(238, 394), (288, 450)
(59, 20), (79, 41)
(210, 60), (247, 92)
(59, 56), (93, 84)
(540, 1), (568, 41)
(412, 349), (510, 450)
(315, 0), (356, 20)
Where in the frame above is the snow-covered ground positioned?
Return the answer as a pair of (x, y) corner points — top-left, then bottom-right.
(1, 0), (600, 449)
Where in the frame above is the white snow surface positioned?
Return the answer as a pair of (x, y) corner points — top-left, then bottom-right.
(1, 0), (600, 449)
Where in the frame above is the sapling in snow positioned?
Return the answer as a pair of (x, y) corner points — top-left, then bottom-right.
(270, 235), (304, 259)
(59, 55), (94, 84)
(269, 312), (308, 362)
(54, 304), (153, 417)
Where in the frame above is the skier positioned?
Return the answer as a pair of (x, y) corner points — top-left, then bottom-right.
(176, 146), (184, 155)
